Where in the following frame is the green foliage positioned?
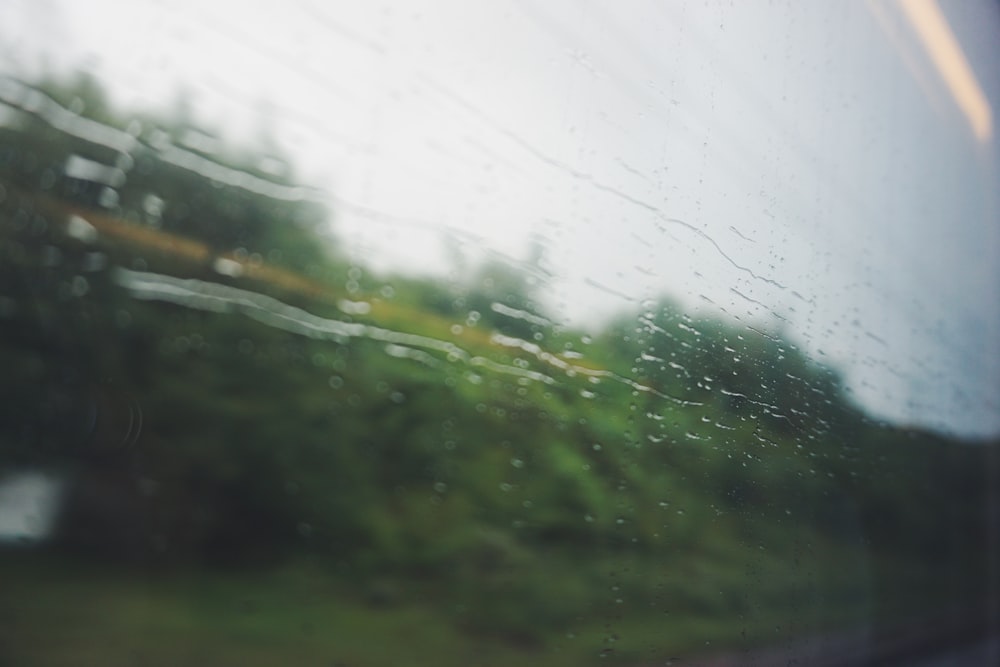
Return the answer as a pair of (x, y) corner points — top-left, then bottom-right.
(1, 71), (996, 662)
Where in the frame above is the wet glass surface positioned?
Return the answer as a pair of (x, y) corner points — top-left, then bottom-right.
(1, 1), (998, 665)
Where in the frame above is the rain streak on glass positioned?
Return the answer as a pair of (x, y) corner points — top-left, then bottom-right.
(0, 1), (998, 666)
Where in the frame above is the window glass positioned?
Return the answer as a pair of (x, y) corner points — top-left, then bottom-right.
(1, 1), (998, 664)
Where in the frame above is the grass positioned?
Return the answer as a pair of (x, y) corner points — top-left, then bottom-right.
(0, 535), (909, 667)
(0, 554), (531, 667)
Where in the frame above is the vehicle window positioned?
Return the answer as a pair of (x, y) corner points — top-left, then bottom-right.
(1, 1), (998, 665)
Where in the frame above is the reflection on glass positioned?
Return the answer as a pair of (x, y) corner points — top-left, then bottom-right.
(0, 1), (997, 665)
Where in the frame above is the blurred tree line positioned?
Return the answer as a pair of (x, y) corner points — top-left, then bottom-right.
(0, 71), (996, 643)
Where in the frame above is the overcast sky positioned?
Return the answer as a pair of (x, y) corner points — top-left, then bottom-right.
(1, 0), (998, 437)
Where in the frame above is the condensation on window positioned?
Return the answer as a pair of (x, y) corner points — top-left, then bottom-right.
(0, 1), (998, 665)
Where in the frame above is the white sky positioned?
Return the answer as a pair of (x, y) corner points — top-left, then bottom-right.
(1, 0), (998, 437)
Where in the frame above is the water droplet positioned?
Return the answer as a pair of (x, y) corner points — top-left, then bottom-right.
(70, 276), (89, 297)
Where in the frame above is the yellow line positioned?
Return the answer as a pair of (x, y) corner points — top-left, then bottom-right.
(898, 0), (993, 142)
